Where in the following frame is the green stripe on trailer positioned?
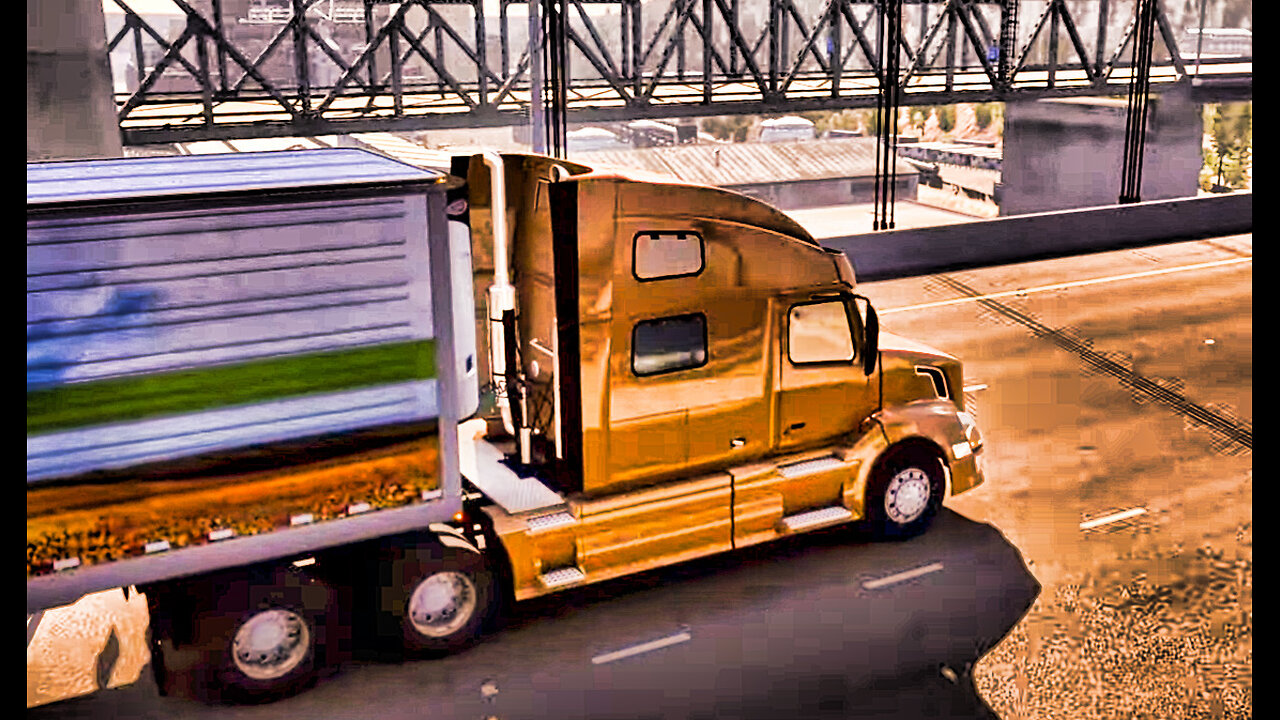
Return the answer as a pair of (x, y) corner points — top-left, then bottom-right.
(27, 339), (436, 436)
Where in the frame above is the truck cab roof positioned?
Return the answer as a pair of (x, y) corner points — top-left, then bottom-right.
(569, 167), (821, 249)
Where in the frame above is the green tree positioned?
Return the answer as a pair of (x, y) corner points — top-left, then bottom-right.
(975, 102), (994, 129)
(799, 111), (832, 135)
(937, 105), (956, 132)
(798, 109), (872, 136)
(700, 115), (756, 142)
(864, 109), (882, 136)
(1203, 102), (1252, 189)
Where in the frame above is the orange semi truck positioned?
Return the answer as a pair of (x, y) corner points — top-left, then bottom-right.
(26, 148), (985, 701)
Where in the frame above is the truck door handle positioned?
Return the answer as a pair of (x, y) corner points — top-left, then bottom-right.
(786, 422), (806, 434)
(730, 437), (746, 448)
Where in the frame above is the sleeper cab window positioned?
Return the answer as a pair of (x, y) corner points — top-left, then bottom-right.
(788, 300), (856, 365)
(632, 313), (708, 376)
(633, 232), (705, 280)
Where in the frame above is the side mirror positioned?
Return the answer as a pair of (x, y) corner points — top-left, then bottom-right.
(848, 295), (879, 376)
(863, 299), (879, 376)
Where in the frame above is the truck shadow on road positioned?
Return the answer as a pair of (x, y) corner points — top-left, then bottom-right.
(28, 509), (1038, 720)
(353, 508), (1040, 720)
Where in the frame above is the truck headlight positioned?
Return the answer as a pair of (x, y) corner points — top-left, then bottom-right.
(956, 411), (982, 453)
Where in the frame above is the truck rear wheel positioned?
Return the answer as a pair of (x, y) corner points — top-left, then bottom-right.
(866, 446), (946, 539)
(377, 541), (496, 655)
(149, 566), (338, 702)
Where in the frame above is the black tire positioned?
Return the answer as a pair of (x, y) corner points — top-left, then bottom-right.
(145, 584), (210, 700)
(163, 566), (337, 703)
(147, 631), (177, 697)
(144, 567), (338, 703)
(375, 541), (496, 656)
(865, 446), (946, 539)
(215, 566), (337, 701)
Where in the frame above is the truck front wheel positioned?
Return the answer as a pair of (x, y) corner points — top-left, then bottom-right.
(377, 542), (496, 655)
(866, 446), (946, 539)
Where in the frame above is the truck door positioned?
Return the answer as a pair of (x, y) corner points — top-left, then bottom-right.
(776, 297), (874, 454)
(681, 294), (771, 473)
(607, 312), (696, 486)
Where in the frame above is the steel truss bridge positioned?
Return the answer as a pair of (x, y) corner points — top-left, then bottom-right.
(107, 0), (1251, 143)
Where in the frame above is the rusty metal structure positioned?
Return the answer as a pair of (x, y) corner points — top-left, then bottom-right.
(103, 0), (1250, 144)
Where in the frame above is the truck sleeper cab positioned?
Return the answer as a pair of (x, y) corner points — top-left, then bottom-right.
(455, 153), (986, 603)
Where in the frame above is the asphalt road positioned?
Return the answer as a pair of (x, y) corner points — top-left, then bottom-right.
(28, 234), (1252, 718)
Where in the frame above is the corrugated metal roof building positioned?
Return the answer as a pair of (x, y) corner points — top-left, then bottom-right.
(196, 133), (920, 212)
(576, 138), (918, 210)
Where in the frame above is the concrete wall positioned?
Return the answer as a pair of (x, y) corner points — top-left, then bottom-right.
(823, 192), (1251, 282)
(1000, 89), (1202, 216)
(28, 0), (123, 161)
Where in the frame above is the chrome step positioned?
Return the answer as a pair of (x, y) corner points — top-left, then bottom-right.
(777, 455), (845, 478)
(540, 566), (586, 588)
(780, 506), (854, 532)
(526, 511), (577, 533)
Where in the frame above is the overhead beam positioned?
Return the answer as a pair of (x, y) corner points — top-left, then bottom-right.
(94, 0), (1248, 145)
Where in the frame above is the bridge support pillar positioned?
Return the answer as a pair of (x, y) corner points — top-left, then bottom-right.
(999, 86), (1201, 216)
(27, 0), (123, 161)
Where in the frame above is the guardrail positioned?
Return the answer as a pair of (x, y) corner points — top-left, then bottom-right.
(823, 192), (1252, 282)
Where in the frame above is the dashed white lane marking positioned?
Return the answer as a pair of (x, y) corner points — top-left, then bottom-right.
(881, 257), (1252, 315)
(862, 562), (945, 590)
(1080, 507), (1148, 530)
(591, 630), (693, 665)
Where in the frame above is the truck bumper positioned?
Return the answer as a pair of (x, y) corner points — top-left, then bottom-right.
(948, 443), (986, 496)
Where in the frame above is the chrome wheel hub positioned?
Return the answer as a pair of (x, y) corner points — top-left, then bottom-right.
(408, 571), (477, 638)
(231, 608), (309, 680)
(885, 467), (932, 524)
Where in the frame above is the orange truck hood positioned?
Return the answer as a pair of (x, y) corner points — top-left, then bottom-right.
(877, 331), (957, 363)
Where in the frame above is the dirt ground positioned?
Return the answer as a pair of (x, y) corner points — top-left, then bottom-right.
(865, 236), (1252, 718)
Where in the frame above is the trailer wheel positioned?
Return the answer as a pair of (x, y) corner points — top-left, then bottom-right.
(378, 542), (496, 655)
(145, 585), (208, 699)
(866, 446), (946, 539)
(214, 566), (338, 701)
(143, 567), (338, 702)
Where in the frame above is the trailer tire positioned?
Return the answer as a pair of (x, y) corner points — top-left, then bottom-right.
(143, 567), (338, 703)
(212, 563), (337, 696)
(145, 586), (211, 700)
(866, 445), (946, 539)
(377, 541), (496, 656)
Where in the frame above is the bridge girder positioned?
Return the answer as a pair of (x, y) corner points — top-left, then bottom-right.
(103, 0), (1249, 144)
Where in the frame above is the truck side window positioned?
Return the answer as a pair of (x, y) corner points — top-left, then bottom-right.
(788, 300), (856, 365)
(633, 232), (704, 280)
(632, 313), (708, 376)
